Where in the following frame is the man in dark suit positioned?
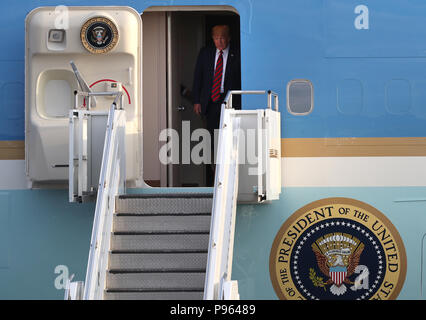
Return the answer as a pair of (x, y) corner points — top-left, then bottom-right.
(192, 25), (241, 186)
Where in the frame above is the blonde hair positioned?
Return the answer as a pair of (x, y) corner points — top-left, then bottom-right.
(211, 25), (230, 38)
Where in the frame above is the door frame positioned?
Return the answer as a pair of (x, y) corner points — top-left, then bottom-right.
(142, 5), (239, 187)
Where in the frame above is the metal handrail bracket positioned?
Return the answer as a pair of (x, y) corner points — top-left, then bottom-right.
(224, 90), (279, 111)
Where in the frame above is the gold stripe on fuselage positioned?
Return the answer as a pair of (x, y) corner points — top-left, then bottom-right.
(2, 137), (426, 160)
(0, 141), (24, 160)
(282, 137), (426, 157)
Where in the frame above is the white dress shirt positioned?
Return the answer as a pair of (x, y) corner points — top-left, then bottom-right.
(213, 46), (229, 93)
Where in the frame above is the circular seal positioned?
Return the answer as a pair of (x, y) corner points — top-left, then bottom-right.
(80, 16), (119, 54)
(269, 198), (406, 300)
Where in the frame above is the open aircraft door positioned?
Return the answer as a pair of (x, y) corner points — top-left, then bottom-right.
(25, 6), (142, 186)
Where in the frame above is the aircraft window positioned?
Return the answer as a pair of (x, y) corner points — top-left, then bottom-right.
(287, 79), (313, 115)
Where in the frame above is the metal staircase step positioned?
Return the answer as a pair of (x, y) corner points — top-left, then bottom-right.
(103, 193), (213, 300)
(113, 215), (211, 233)
(104, 290), (204, 300)
(106, 272), (205, 290)
(108, 252), (208, 272)
(119, 193), (213, 198)
(110, 234), (210, 251)
(115, 194), (213, 214)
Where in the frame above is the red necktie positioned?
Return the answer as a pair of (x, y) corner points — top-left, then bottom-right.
(211, 50), (223, 102)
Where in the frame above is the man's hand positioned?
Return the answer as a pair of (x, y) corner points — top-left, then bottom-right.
(193, 103), (201, 115)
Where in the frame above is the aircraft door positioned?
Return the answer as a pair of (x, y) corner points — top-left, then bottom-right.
(167, 12), (207, 187)
(25, 6), (142, 185)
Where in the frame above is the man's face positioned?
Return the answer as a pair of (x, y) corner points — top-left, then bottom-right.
(212, 27), (230, 51)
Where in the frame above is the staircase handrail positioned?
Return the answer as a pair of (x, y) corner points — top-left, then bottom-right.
(83, 101), (126, 300)
(204, 101), (241, 300)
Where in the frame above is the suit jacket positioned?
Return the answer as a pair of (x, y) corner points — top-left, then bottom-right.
(192, 45), (241, 115)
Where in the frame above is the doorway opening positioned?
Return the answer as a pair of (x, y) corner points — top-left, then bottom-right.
(142, 7), (241, 187)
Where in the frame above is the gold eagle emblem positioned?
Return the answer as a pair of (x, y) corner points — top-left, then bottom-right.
(311, 233), (364, 295)
(80, 17), (119, 54)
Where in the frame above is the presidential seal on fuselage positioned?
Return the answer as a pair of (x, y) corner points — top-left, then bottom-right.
(80, 16), (119, 54)
(269, 198), (406, 300)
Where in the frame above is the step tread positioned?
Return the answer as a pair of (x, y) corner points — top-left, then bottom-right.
(106, 288), (204, 292)
(113, 231), (210, 235)
(108, 269), (206, 274)
(115, 212), (211, 216)
(110, 234), (209, 251)
(104, 290), (204, 300)
(119, 193), (213, 199)
(108, 252), (208, 271)
(104, 291), (204, 300)
(113, 215), (211, 233)
(108, 268), (206, 273)
(115, 197), (213, 214)
(110, 249), (208, 254)
(106, 272), (205, 290)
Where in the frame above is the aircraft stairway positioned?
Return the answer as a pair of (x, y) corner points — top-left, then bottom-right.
(25, 9), (282, 301)
(104, 193), (213, 300)
(66, 90), (281, 300)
